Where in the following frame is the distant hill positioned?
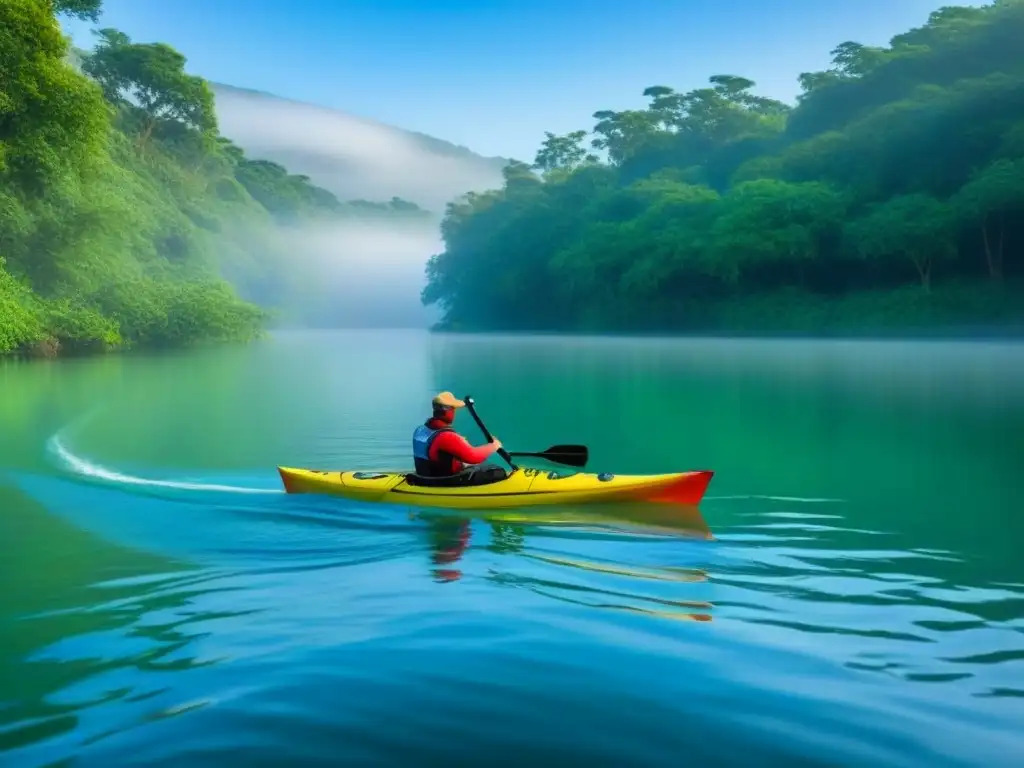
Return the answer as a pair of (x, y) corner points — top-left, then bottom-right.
(210, 83), (510, 214)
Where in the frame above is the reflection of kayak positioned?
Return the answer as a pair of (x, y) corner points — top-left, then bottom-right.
(276, 466), (713, 510)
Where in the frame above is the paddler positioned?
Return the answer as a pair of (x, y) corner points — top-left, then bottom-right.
(412, 391), (503, 477)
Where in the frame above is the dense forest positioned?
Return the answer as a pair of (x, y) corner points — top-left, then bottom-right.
(0, 0), (427, 357)
(423, 1), (1024, 334)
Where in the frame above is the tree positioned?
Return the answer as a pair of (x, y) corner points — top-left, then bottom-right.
(829, 42), (889, 78)
(83, 28), (217, 145)
(0, 0), (109, 192)
(844, 194), (956, 292)
(53, 0), (103, 21)
(590, 109), (660, 165)
(532, 130), (595, 174)
(709, 180), (847, 283)
(618, 180), (720, 296)
(952, 158), (1024, 280)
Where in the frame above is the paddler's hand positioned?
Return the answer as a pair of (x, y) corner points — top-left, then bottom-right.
(489, 437), (503, 451)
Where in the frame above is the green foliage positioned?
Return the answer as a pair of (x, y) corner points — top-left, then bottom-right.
(1, 0), (109, 194)
(0, 259), (43, 354)
(52, 0), (102, 21)
(423, 0), (1024, 333)
(844, 194), (956, 292)
(533, 131), (597, 174)
(41, 299), (122, 354)
(0, 0), (417, 357)
(233, 157), (337, 222)
(951, 156), (1024, 279)
(83, 28), (218, 143)
(88, 277), (266, 347)
(709, 180), (847, 283)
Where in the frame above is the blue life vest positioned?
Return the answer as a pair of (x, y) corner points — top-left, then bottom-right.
(412, 423), (453, 476)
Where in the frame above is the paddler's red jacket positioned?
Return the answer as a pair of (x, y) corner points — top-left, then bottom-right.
(424, 417), (497, 474)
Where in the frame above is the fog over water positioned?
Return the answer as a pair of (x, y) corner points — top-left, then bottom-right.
(212, 84), (508, 328)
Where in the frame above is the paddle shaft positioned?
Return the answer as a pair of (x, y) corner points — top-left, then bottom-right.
(464, 396), (517, 470)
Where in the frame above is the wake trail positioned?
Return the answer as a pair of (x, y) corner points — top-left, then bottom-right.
(45, 419), (838, 504)
(47, 433), (281, 495)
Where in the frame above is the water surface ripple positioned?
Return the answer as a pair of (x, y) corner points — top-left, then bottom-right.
(2, 332), (1022, 767)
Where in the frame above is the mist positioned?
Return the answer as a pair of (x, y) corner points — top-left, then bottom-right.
(261, 218), (441, 329)
(212, 84), (508, 212)
(209, 83), (507, 328)
(215, 213), (440, 329)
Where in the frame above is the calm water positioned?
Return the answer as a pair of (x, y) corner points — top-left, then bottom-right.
(2, 330), (1023, 767)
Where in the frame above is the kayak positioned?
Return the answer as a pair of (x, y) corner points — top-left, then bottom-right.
(276, 465), (714, 510)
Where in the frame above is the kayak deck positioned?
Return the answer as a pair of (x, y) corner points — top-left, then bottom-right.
(277, 465), (714, 510)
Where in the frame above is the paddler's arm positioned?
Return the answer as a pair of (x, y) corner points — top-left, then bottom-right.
(432, 431), (502, 466)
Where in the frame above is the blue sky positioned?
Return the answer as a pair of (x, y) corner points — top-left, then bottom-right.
(63, 0), (982, 161)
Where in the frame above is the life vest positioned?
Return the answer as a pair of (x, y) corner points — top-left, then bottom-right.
(412, 423), (455, 476)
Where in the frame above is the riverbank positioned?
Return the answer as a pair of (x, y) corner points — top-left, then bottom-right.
(431, 280), (1024, 339)
(0, 267), (268, 359)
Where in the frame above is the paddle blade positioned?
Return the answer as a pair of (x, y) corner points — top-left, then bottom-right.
(513, 444), (589, 467)
(543, 444), (588, 466)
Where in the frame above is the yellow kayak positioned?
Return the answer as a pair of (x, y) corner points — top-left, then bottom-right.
(276, 465), (714, 510)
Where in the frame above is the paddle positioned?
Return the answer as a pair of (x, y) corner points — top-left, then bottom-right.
(463, 395), (518, 470)
(463, 396), (589, 470)
(508, 444), (589, 468)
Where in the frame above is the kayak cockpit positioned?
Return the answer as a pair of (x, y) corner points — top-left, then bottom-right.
(403, 465), (510, 488)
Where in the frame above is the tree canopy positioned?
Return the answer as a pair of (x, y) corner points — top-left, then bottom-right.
(422, 0), (1024, 334)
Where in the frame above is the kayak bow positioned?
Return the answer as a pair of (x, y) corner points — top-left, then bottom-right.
(276, 465), (714, 510)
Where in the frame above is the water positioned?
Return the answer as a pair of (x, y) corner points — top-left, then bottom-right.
(2, 330), (1023, 767)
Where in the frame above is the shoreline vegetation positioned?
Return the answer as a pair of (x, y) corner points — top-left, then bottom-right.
(5, 2), (1023, 362)
(1, 0), (429, 359)
(422, 1), (1024, 336)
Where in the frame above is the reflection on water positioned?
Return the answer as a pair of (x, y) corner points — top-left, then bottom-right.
(6, 467), (1024, 765)
(421, 515), (472, 582)
(415, 502), (713, 623)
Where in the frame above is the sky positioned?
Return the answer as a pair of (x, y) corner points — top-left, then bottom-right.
(62, 0), (984, 162)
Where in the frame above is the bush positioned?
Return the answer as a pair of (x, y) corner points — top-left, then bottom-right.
(0, 259), (44, 353)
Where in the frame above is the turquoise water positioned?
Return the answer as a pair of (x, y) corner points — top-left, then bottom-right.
(2, 330), (1023, 766)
